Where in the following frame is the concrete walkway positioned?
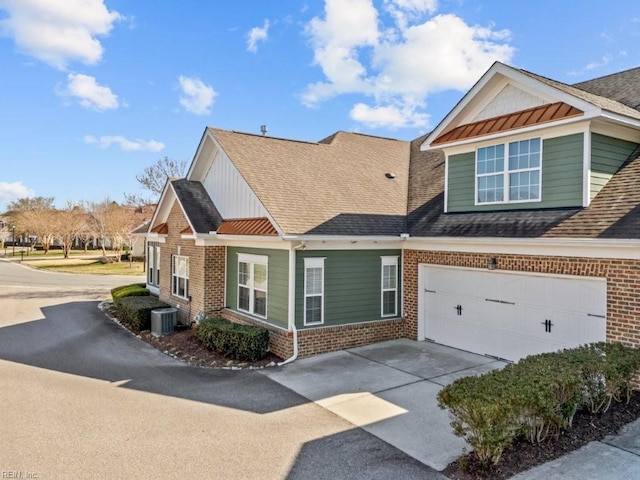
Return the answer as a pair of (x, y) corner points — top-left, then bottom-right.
(514, 418), (640, 479)
(260, 339), (507, 471)
(261, 339), (640, 478)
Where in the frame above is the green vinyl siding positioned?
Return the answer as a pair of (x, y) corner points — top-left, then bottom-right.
(226, 247), (288, 329)
(447, 152), (475, 211)
(590, 133), (637, 200)
(295, 249), (401, 329)
(447, 133), (584, 212)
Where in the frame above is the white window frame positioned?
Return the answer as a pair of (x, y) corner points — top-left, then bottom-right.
(171, 254), (189, 299)
(147, 243), (160, 287)
(237, 253), (268, 319)
(475, 137), (542, 205)
(304, 257), (325, 326)
(381, 256), (399, 317)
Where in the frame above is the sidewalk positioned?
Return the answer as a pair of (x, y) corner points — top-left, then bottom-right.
(514, 418), (640, 479)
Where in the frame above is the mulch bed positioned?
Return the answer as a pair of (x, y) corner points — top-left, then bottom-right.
(102, 301), (282, 369)
(139, 327), (283, 369)
(443, 391), (640, 479)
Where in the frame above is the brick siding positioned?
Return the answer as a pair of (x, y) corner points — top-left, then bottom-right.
(403, 250), (640, 348)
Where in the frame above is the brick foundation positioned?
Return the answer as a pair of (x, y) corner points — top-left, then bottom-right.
(403, 250), (640, 348)
(296, 318), (405, 357)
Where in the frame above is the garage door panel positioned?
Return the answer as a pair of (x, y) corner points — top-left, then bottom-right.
(420, 266), (607, 362)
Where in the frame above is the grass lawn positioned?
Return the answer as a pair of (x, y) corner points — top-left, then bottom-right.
(33, 261), (145, 276)
(2, 249), (104, 258)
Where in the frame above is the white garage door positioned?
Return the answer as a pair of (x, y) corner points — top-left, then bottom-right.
(419, 266), (607, 362)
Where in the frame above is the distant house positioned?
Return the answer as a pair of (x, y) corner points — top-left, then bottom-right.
(143, 62), (640, 363)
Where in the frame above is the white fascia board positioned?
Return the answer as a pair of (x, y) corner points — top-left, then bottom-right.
(282, 234), (405, 242)
(180, 234), (197, 240)
(145, 234), (166, 244)
(422, 63), (601, 151)
(195, 236), (290, 249)
(185, 127), (211, 180)
(599, 111), (640, 129)
(148, 183), (174, 229)
(404, 236), (640, 260)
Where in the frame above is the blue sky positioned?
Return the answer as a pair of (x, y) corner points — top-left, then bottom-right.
(1, 0), (639, 210)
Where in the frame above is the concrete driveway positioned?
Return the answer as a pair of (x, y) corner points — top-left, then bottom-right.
(261, 339), (507, 470)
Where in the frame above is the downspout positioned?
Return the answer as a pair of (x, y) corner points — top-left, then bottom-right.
(278, 242), (304, 365)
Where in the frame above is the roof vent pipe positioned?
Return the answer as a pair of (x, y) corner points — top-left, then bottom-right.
(260, 124), (268, 136)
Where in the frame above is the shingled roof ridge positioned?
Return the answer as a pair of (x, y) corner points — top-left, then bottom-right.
(318, 130), (406, 144)
(207, 127), (320, 146)
(572, 65), (640, 87)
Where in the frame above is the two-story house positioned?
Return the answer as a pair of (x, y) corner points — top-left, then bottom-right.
(144, 62), (640, 363)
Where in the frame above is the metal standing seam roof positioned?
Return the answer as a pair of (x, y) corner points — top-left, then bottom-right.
(216, 218), (278, 235)
(208, 128), (411, 235)
(432, 102), (583, 146)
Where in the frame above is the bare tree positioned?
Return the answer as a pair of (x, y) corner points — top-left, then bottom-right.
(0, 224), (10, 250)
(54, 205), (87, 258)
(136, 156), (188, 197)
(6, 196), (55, 214)
(88, 199), (141, 262)
(14, 204), (56, 254)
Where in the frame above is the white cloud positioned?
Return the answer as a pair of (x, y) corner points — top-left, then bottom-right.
(0, 181), (35, 206)
(84, 135), (164, 152)
(247, 19), (270, 53)
(302, 0), (514, 129)
(178, 75), (216, 115)
(57, 73), (119, 111)
(586, 54), (613, 71)
(350, 102), (428, 128)
(0, 0), (122, 69)
(301, 0), (380, 105)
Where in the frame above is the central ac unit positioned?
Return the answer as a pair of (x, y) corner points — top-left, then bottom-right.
(151, 307), (177, 337)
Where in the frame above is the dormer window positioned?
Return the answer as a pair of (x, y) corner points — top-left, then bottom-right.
(476, 138), (541, 204)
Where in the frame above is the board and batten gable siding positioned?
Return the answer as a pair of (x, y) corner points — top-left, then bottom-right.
(447, 133), (584, 212)
(295, 250), (402, 329)
(590, 133), (638, 200)
(226, 247), (288, 329)
(201, 145), (269, 220)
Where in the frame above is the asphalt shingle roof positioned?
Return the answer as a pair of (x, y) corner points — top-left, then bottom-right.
(573, 66), (640, 111)
(209, 128), (410, 235)
(171, 179), (223, 234)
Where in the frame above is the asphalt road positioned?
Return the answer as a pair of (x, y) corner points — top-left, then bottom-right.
(0, 260), (441, 479)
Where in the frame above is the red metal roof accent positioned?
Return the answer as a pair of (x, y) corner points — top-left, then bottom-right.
(180, 226), (193, 234)
(217, 218), (278, 236)
(432, 102), (583, 146)
(150, 223), (168, 234)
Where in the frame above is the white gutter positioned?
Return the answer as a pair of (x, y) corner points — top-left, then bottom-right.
(278, 242), (302, 366)
(281, 234), (405, 242)
(404, 236), (640, 260)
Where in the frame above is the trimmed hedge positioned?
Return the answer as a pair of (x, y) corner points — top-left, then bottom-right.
(438, 342), (640, 466)
(195, 317), (269, 362)
(115, 295), (170, 331)
(111, 283), (149, 301)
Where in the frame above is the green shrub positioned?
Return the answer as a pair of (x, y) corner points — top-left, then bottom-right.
(438, 370), (520, 466)
(115, 295), (170, 331)
(509, 354), (584, 442)
(195, 317), (269, 362)
(438, 342), (640, 466)
(562, 342), (640, 413)
(111, 283), (149, 302)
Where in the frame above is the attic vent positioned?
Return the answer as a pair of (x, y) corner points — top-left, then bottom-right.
(260, 124), (268, 136)
(385, 172), (396, 179)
